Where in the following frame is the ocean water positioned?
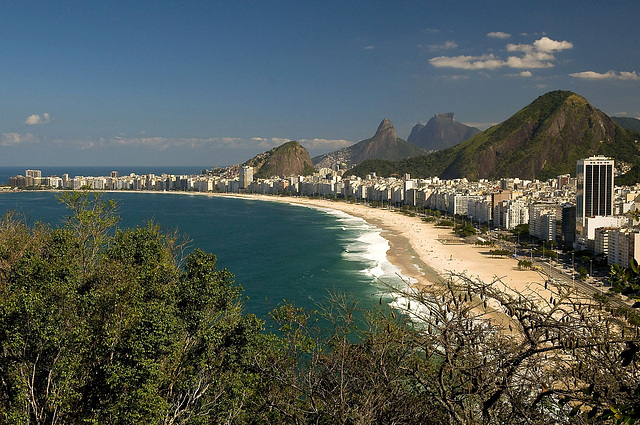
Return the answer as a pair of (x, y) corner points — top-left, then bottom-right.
(0, 191), (409, 321)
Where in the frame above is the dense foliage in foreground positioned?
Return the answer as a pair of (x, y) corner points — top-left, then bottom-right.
(1, 192), (639, 424)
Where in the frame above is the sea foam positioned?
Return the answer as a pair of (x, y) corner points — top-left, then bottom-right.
(302, 204), (413, 295)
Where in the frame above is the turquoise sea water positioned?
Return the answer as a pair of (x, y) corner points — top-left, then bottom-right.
(0, 191), (408, 321)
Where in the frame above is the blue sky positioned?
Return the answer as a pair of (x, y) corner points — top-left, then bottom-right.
(1, 0), (639, 166)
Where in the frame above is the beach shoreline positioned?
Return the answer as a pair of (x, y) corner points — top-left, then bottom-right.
(215, 193), (550, 301)
(5, 189), (550, 302)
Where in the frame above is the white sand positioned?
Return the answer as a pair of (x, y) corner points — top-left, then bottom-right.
(221, 194), (551, 301)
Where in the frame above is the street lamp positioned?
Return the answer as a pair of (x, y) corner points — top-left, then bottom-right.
(572, 252), (575, 288)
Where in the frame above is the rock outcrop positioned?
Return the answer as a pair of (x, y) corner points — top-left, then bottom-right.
(407, 113), (480, 151)
(244, 141), (315, 178)
(313, 119), (425, 169)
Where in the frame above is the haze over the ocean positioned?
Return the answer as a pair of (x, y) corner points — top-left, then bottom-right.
(2, 0), (639, 166)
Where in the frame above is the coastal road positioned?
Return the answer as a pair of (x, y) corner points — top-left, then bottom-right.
(530, 258), (628, 309)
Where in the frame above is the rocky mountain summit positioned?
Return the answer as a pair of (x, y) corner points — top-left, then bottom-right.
(407, 113), (480, 151)
(347, 91), (640, 183)
(244, 141), (314, 178)
(313, 119), (425, 169)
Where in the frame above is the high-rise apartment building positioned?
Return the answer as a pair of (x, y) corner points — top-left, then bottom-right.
(576, 156), (614, 239)
(240, 166), (253, 189)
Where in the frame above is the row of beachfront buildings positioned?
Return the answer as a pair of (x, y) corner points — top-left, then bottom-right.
(7, 156), (640, 268)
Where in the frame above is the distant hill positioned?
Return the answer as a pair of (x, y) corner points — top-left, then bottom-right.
(347, 91), (640, 184)
(244, 141), (314, 178)
(407, 113), (480, 150)
(313, 118), (425, 169)
(613, 116), (640, 133)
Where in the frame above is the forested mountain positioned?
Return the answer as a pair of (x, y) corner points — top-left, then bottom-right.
(244, 140), (315, 178)
(407, 113), (480, 151)
(313, 119), (425, 169)
(348, 91), (640, 184)
(613, 116), (640, 133)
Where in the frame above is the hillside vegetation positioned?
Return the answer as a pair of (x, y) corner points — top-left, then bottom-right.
(244, 140), (314, 178)
(613, 116), (640, 133)
(1, 192), (639, 423)
(348, 91), (640, 184)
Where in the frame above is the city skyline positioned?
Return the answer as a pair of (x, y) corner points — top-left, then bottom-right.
(1, 1), (639, 166)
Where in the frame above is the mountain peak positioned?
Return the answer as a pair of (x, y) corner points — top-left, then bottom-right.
(407, 113), (480, 151)
(244, 141), (314, 178)
(436, 112), (455, 121)
(373, 118), (397, 142)
(312, 118), (424, 169)
(376, 118), (394, 133)
(438, 90), (620, 180)
(347, 90), (640, 184)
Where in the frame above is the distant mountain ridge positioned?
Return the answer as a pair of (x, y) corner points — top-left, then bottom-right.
(244, 141), (314, 178)
(407, 113), (480, 150)
(313, 119), (425, 169)
(347, 91), (640, 184)
(612, 116), (640, 133)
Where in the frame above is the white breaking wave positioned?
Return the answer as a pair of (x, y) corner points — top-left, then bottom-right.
(287, 202), (415, 307)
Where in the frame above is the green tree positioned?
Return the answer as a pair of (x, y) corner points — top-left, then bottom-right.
(518, 259), (532, 270)
(455, 222), (476, 237)
(0, 195), (263, 424)
(436, 219), (454, 227)
(577, 266), (589, 280)
(255, 275), (640, 424)
(511, 223), (530, 240)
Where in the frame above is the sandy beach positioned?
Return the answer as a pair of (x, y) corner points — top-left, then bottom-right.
(223, 194), (551, 303)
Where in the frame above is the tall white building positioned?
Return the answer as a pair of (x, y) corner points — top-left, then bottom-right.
(240, 166), (253, 189)
(530, 203), (557, 241)
(608, 228), (640, 269)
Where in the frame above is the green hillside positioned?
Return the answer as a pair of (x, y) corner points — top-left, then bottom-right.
(244, 141), (314, 178)
(348, 91), (640, 185)
(613, 116), (640, 133)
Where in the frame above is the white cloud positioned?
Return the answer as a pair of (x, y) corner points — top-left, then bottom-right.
(429, 54), (506, 70)
(487, 31), (511, 39)
(505, 36), (572, 68)
(438, 74), (470, 80)
(25, 135), (349, 158)
(620, 71), (640, 80)
(465, 122), (498, 130)
(298, 138), (352, 151)
(363, 45), (374, 50)
(24, 113), (51, 125)
(501, 71), (532, 77)
(430, 36), (572, 71)
(506, 54), (554, 69)
(112, 136), (170, 149)
(1, 132), (39, 146)
(428, 40), (458, 51)
(569, 70), (640, 80)
(533, 37), (573, 53)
